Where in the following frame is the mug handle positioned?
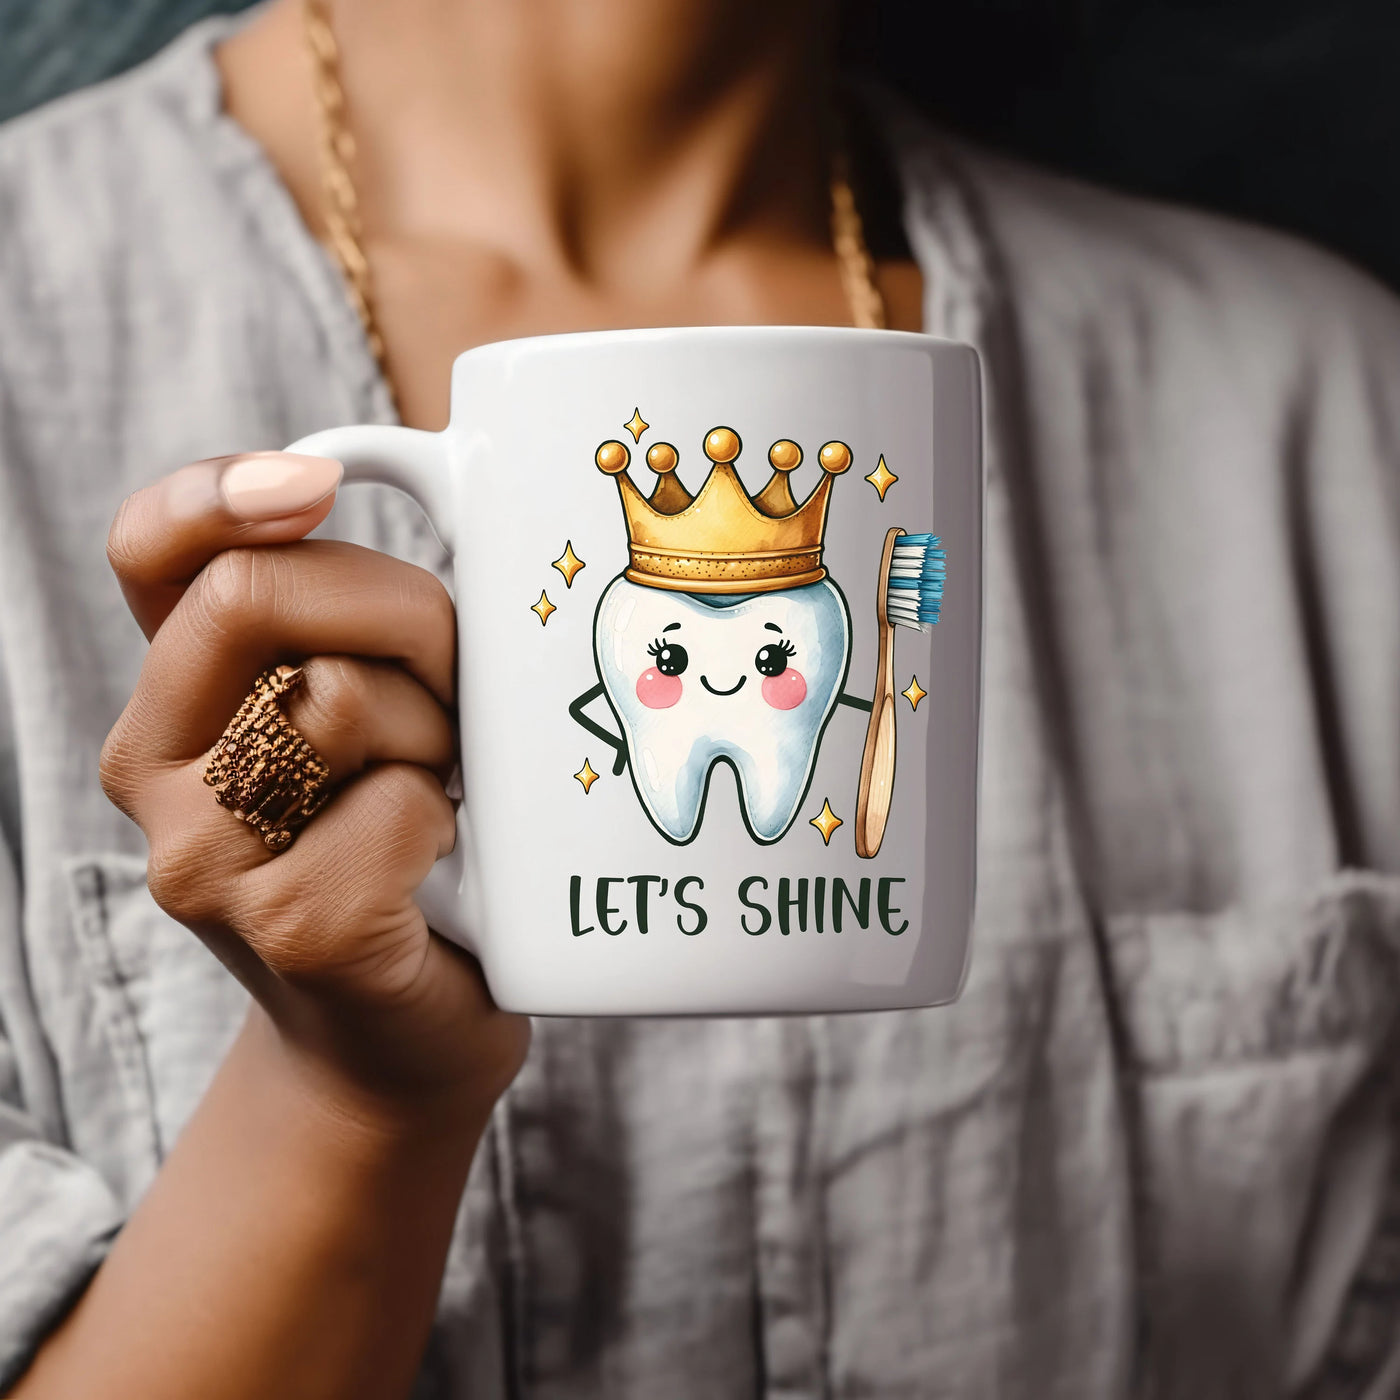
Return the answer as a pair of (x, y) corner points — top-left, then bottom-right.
(282, 425), (475, 955)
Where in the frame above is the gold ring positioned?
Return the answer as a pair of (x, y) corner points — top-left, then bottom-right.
(203, 664), (332, 851)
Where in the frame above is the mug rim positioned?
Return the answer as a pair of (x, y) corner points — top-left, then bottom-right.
(451, 323), (969, 369)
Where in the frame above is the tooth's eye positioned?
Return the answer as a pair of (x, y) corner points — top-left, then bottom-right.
(754, 643), (791, 677)
(648, 640), (689, 676)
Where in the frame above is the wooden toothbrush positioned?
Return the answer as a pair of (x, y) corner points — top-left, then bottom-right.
(855, 527), (945, 857)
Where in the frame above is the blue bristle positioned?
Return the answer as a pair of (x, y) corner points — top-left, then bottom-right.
(886, 534), (946, 629)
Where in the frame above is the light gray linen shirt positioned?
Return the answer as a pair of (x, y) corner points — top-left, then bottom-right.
(0, 15), (1398, 1399)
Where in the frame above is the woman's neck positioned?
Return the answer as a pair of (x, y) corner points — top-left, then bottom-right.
(221, 0), (835, 288)
(217, 0), (921, 428)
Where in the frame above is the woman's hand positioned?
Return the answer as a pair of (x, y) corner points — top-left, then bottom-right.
(99, 450), (529, 1132)
(16, 455), (529, 1399)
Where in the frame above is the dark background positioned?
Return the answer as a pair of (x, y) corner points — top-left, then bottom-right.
(3, 0), (1398, 290)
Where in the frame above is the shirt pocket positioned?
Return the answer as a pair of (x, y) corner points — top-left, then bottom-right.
(61, 853), (248, 1207)
(1107, 870), (1400, 1399)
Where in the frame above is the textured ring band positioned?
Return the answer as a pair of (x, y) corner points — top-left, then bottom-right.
(203, 664), (332, 851)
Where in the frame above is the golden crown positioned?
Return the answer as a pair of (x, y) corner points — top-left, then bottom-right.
(595, 427), (851, 594)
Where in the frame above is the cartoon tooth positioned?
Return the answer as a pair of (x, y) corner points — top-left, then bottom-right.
(596, 576), (849, 842)
(574, 427), (855, 845)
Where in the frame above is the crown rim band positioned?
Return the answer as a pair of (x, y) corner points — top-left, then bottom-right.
(629, 543), (825, 564)
(624, 565), (828, 595)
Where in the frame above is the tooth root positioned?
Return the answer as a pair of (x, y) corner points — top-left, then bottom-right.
(731, 730), (808, 841)
(635, 736), (707, 843)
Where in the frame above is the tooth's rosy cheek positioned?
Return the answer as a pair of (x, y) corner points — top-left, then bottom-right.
(636, 667), (683, 709)
(761, 669), (807, 711)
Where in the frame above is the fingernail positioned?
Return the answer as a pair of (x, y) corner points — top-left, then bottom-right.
(219, 452), (343, 520)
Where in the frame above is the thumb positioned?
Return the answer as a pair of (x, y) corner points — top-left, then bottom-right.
(108, 452), (343, 639)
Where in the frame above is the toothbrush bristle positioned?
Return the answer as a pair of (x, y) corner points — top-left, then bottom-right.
(885, 533), (945, 631)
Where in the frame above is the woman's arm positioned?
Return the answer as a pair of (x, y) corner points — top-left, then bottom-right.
(13, 451), (529, 1397)
(15, 1007), (484, 1400)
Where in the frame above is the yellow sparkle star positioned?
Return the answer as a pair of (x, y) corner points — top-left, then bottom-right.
(864, 454), (898, 501)
(552, 540), (586, 588)
(902, 675), (928, 710)
(531, 590), (557, 626)
(574, 758), (600, 794)
(624, 408), (649, 443)
(810, 798), (843, 845)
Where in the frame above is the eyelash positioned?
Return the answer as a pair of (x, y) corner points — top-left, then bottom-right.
(648, 636), (793, 655)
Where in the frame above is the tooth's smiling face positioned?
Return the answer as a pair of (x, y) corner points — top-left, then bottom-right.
(638, 623), (809, 710)
(596, 577), (851, 844)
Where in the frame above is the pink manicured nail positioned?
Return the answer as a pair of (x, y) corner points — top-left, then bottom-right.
(219, 452), (343, 520)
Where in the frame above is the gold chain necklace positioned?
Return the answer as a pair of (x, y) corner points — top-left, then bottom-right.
(303, 0), (888, 406)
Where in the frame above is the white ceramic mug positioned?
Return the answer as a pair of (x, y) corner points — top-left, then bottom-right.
(287, 325), (982, 1016)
